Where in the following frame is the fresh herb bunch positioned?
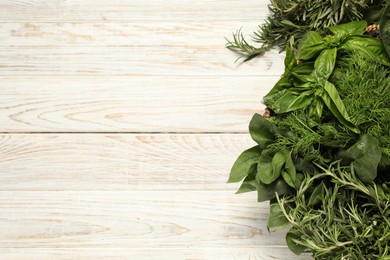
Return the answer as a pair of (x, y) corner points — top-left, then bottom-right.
(226, 0), (385, 61)
(228, 17), (390, 258)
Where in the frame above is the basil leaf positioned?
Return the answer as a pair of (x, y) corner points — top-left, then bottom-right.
(291, 61), (315, 75)
(380, 2), (390, 59)
(298, 31), (327, 60)
(236, 165), (257, 194)
(284, 46), (297, 71)
(338, 135), (382, 183)
(249, 113), (277, 148)
(256, 178), (292, 202)
(321, 81), (359, 133)
(329, 20), (367, 41)
(281, 151), (297, 188)
(314, 48), (337, 81)
(257, 153), (277, 185)
(228, 146), (262, 183)
(272, 89), (313, 113)
(267, 203), (290, 231)
(342, 36), (390, 66)
(286, 231), (308, 255)
(264, 75), (291, 98)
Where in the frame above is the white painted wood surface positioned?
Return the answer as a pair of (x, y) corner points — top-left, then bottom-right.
(0, 0), (311, 259)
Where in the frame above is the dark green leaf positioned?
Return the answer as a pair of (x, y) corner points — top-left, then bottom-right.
(257, 154), (277, 185)
(256, 178), (292, 202)
(314, 48), (337, 81)
(298, 31), (326, 60)
(236, 165), (257, 194)
(321, 81), (359, 133)
(338, 135), (382, 183)
(281, 151), (297, 188)
(286, 231), (308, 255)
(307, 182), (326, 207)
(228, 146), (262, 183)
(267, 203), (290, 231)
(249, 113), (278, 148)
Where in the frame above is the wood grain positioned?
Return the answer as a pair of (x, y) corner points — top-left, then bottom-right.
(0, 191), (287, 248)
(0, 248), (311, 259)
(0, 134), (255, 191)
(0, 0), (268, 22)
(0, 76), (280, 132)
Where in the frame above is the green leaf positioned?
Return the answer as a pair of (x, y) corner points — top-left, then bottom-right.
(321, 81), (359, 133)
(236, 165), (257, 194)
(286, 231), (308, 255)
(338, 135), (382, 183)
(249, 113), (278, 148)
(256, 178), (292, 202)
(284, 46), (296, 71)
(267, 203), (290, 231)
(298, 31), (326, 60)
(228, 146), (262, 183)
(329, 20), (367, 41)
(342, 36), (390, 66)
(380, 2), (390, 59)
(281, 151), (297, 188)
(264, 75), (291, 98)
(257, 153), (279, 185)
(307, 182), (326, 207)
(314, 48), (337, 81)
(291, 62), (315, 75)
(272, 89), (313, 113)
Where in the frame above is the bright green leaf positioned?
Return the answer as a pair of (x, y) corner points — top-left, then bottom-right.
(257, 154), (276, 185)
(329, 20), (367, 41)
(281, 151), (297, 188)
(298, 31), (326, 60)
(272, 89), (313, 113)
(314, 48), (337, 81)
(286, 231), (308, 255)
(321, 81), (359, 133)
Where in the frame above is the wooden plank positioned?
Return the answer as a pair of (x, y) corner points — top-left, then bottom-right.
(1, 21), (261, 46)
(0, 76), (280, 132)
(0, 45), (283, 77)
(0, 0), (268, 22)
(0, 191), (291, 248)
(0, 248), (311, 259)
(0, 134), (256, 191)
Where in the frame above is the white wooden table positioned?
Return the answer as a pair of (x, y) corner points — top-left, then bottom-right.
(0, 1), (310, 259)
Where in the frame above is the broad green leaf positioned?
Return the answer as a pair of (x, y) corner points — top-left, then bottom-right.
(281, 151), (297, 188)
(257, 154), (276, 185)
(272, 89), (313, 113)
(342, 36), (390, 66)
(249, 113), (278, 148)
(321, 81), (359, 133)
(236, 165), (257, 194)
(267, 203), (290, 231)
(308, 97), (324, 122)
(298, 31), (326, 60)
(284, 46), (296, 71)
(380, 2), (390, 59)
(338, 135), (382, 183)
(314, 48), (337, 81)
(256, 178), (292, 202)
(228, 146), (262, 183)
(307, 182), (326, 207)
(291, 61), (315, 75)
(264, 75), (291, 98)
(286, 231), (308, 255)
(329, 20), (367, 41)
